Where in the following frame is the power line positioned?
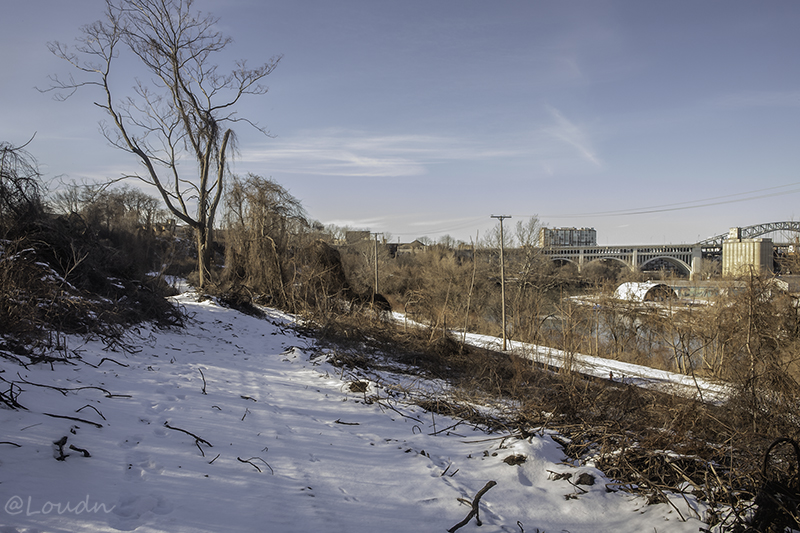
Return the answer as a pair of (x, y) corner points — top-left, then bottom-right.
(353, 181), (800, 239)
(534, 182), (800, 218)
(388, 216), (488, 237)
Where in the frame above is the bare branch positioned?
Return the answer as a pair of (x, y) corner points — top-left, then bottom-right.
(448, 481), (497, 532)
(163, 420), (212, 446)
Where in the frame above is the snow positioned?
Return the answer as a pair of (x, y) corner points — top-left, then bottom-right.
(458, 330), (731, 405)
(1, 290), (708, 532)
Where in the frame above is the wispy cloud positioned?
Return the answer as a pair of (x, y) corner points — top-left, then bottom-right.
(544, 106), (602, 168)
(239, 129), (522, 178)
(713, 90), (800, 108)
(323, 216), (389, 229)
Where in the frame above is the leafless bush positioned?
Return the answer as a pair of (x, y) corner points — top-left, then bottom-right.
(0, 207), (184, 382)
(0, 140), (45, 236)
(220, 174), (309, 308)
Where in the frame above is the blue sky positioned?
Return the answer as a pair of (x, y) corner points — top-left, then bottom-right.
(3, 1), (800, 245)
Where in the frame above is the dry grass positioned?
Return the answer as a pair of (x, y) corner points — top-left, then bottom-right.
(296, 307), (800, 531)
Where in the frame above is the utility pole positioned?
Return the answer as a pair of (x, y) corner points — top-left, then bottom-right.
(491, 215), (511, 350)
(371, 232), (380, 302)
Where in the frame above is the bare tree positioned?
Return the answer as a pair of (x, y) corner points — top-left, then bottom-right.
(0, 139), (45, 233)
(509, 216), (552, 343)
(50, 181), (87, 216)
(44, 0), (281, 288)
(222, 174), (307, 305)
(83, 185), (166, 233)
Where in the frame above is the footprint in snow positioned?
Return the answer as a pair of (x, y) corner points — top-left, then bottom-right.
(338, 487), (359, 502)
(119, 436), (142, 449)
(124, 451), (164, 482)
(109, 493), (174, 531)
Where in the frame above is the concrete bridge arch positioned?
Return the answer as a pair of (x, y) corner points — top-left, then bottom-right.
(639, 256), (692, 276)
(551, 257), (579, 270)
(584, 256), (630, 271)
(542, 245), (702, 278)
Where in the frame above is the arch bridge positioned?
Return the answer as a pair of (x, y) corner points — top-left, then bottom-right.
(541, 221), (800, 277)
(543, 245), (702, 277)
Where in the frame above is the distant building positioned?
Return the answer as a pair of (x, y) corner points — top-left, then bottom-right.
(396, 240), (427, 256)
(722, 227), (774, 277)
(345, 231), (371, 244)
(539, 227), (597, 247)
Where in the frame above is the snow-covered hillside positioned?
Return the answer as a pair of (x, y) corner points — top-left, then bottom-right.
(0, 290), (708, 532)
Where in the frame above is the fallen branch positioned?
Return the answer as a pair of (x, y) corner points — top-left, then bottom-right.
(99, 357), (129, 368)
(0, 350), (29, 368)
(195, 439), (206, 457)
(0, 385), (26, 410)
(17, 373), (127, 398)
(0, 441), (21, 447)
(17, 374), (68, 396)
(237, 456), (274, 474)
(83, 357), (130, 368)
(43, 413), (103, 428)
(441, 462), (458, 477)
(375, 399), (423, 423)
(448, 480), (497, 532)
(198, 368), (207, 394)
(334, 419), (359, 425)
(431, 420), (464, 436)
(460, 434), (517, 445)
(163, 421), (212, 447)
(76, 404), (106, 420)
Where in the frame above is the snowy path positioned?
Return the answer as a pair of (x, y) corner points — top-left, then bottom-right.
(0, 293), (706, 532)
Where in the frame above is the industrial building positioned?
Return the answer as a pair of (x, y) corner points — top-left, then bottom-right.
(722, 227), (774, 277)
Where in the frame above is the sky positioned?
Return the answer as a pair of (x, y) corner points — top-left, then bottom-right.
(2, 1), (800, 245)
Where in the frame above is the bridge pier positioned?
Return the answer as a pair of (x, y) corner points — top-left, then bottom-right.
(690, 247), (703, 280)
